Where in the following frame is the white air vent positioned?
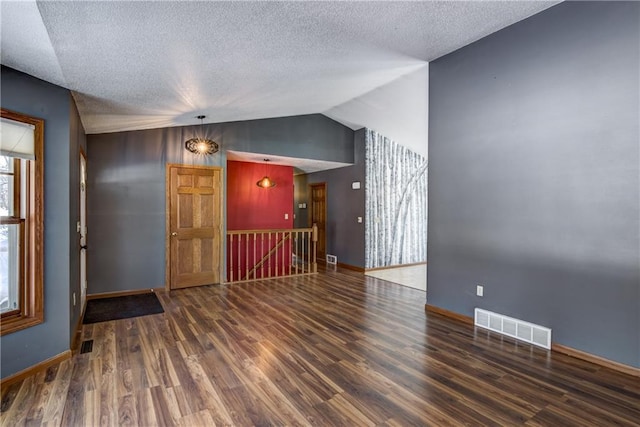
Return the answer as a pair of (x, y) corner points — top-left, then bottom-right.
(474, 308), (551, 349)
(326, 254), (337, 265)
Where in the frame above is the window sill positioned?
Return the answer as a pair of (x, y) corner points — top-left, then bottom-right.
(0, 314), (43, 336)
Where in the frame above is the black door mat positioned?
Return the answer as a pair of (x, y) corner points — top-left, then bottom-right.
(83, 292), (164, 324)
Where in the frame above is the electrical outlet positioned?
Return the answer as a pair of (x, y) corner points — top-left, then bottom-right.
(284, 213), (289, 220)
(357, 216), (362, 223)
(476, 285), (484, 297)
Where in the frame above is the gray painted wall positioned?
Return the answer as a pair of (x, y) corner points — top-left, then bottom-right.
(306, 129), (366, 268)
(0, 67), (75, 378)
(293, 174), (309, 229)
(87, 127), (220, 295)
(428, 2), (639, 367)
(224, 115), (354, 164)
(87, 115), (354, 294)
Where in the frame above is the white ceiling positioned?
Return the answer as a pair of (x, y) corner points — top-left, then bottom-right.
(1, 1), (559, 158)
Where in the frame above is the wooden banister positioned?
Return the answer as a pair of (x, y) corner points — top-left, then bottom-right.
(227, 227), (318, 283)
(243, 233), (291, 281)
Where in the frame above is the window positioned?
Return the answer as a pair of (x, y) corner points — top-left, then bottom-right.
(0, 109), (44, 335)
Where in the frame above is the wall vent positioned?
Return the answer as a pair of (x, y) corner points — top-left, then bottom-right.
(326, 254), (337, 265)
(474, 308), (551, 349)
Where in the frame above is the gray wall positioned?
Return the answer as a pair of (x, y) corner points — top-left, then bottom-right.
(87, 127), (220, 295)
(306, 129), (366, 268)
(224, 115), (354, 164)
(87, 114), (354, 294)
(293, 174), (309, 229)
(428, 2), (639, 367)
(0, 67), (76, 378)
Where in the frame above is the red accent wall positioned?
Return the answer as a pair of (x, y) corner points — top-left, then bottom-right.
(226, 161), (293, 281)
(227, 161), (293, 230)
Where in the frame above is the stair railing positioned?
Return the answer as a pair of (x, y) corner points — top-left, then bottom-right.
(227, 224), (317, 283)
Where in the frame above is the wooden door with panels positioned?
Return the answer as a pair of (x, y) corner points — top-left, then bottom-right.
(309, 182), (327, 261)
(166, 164), (223, 290)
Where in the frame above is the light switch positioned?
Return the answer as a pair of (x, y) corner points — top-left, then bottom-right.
(285, 213), (289, 220)
(352, 182), (361, 190)
(357, 216), (362, 223)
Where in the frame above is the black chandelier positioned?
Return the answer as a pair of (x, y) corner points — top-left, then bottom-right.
(185, 115), (219, 155)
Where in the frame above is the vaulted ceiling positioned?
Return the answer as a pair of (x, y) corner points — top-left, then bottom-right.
(1, 1), (559, 156)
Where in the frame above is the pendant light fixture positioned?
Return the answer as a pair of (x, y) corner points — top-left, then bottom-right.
(256, 159), (276, 188)
(185, 115), (219, 155)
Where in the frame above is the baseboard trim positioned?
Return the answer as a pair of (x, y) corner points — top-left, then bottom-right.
(425, 304), (474, 325)
(425, 304), (640, 377)
(87, 288), (164, 300)
(552, 343), (640, 378)
(1, 350), (72, 390)
(365, 261), (427, 272)
(337, 262), (365, 272)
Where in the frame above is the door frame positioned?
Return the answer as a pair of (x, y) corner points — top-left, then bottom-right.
(165, 163), (224, 291)
(308, 182), (327, 261)
(79, 148), (88, 315)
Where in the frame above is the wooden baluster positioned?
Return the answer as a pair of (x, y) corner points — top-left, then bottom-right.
(279, 231), (282, 277)
(234, 233), (238, 282)
(301, 231), (306, 274)
(229, 234), (233, 282)
(302, 231), (307, 274)
(307, 230), (311, 274)
(296, 233), (304, 274)
(288, 231), (292, 276)
(280, 231), (284, 277)
(312, 224), (318, 273)
(261, 232), (265, 279)
(284, 231), (288, 277)
(238, 233), (241, 281)
(268, 232), (271, 278)
(253, 232), (256, 280)
(277, 231), (280, 277)
(245, 232), (249, 281)
(293, 232), (298, 276)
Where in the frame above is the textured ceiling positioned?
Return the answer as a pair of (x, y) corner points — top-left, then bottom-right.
(1, 1), (559, 157)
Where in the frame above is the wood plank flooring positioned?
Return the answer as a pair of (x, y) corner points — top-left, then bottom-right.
(2, 267), (639, 426)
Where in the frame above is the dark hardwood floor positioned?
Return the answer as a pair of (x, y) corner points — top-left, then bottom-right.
(2, 267), (639, 426)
